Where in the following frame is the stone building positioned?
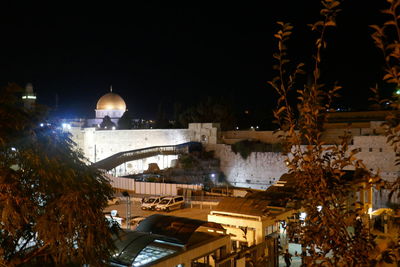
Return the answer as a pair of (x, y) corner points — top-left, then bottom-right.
(86, 86), (127, 127)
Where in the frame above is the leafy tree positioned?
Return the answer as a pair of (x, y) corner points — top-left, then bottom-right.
(155, 102), (171, 129)
(369, 2), (400, 263)
(178, 97), (236, 130)
(0, 84), (115, 266)
(370, 0), (400, 201)
(269, 1), (379, 265)
(172, 102), (184, 128)
(117, 111), (133, 129)
(100, 115), (116, 129)
(231, 140), (283, 159)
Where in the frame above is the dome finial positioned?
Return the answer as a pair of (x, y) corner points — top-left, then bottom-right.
(110, 85), (113, 92)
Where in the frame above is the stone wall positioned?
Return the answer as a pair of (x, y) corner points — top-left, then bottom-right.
(189, 123), (220, 145)
(205, 135), (399, 206)
(221, 130), (281, 145)
(351, 135), (399, 179)
(70, 122), (400, 207)
(71, 128), (191, 163)
(69, 123), (220, 174)
(207, 144), (287, 190)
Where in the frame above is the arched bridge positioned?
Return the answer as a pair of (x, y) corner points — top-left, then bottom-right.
(92, 142), (202, 171)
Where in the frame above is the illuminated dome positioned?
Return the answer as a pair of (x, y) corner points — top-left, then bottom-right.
(96, 92), (126, 111)
(95, 87), (127, 119)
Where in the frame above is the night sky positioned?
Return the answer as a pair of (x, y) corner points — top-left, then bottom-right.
(0, 1), (389, 122)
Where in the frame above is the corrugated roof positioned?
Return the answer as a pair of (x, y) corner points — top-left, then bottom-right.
(213, 169), (370, 217)
(111, 230), (179, 266)
(136, 214), (224, 245)
(213, 172), (297, 216)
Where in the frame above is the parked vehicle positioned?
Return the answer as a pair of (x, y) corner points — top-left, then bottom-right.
(141, 196), (165, 210)
(155, 196), (185, 212)
(130, 216), (146, 229)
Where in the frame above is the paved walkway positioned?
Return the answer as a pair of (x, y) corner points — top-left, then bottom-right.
(278, 255), (302, 266)
(105, 198), (213, 228)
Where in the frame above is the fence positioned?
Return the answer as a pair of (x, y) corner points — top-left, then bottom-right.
(108, 175), (203, 196)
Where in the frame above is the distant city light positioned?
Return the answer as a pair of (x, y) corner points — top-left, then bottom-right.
(256, 126), (259, 129)
(40, 123), (44, 127)
(396, 89), (400, 95)
(21, 95), (36, 100)
(112, 126), (116, 130)
(236, 127), (239, 130)
(211, 173), (216, 178)
(11, 147), (16, 151)
(317, 205), (322, 212)
(62, 123), (71, 130)
(299, 212), (307, 220)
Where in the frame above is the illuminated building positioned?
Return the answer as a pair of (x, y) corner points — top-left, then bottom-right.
(21, 83), (36, 109)
(86, 86), (127, 127)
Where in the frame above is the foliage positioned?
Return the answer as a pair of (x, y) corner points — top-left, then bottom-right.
(0, 84), (115, 266)
(269, 1), (379, 265)
(154, 102), (171, 129)
(370, 0), (400, 202)
(100, 115), (116, 129)
(117, 111), (133, 129)
(178, 154), (199, 169)
(178, 97), (236, 130)
(231, 140), (283, 159)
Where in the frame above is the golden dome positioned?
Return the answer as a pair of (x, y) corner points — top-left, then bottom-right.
(96, 92), (126, 110)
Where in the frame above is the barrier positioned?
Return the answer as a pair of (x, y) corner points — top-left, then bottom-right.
(108, 175), (202, 196)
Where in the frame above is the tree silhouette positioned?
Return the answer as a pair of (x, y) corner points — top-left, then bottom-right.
(117, 111), (133, 129)
(269, 1), (379, 265)
(179, 97), (236, 130)
(0, 84), (115, 266)
(100, 115), (116, 129)
(154, 102), (170, 129)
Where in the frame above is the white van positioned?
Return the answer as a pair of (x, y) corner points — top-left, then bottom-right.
(155, 196), (185, 212)
(141, 196), (165, 210)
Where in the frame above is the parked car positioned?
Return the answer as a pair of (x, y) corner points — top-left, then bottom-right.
(155, 196), (185, 212)
(141, 196), (165, 210)
(129, 216), (146, 229)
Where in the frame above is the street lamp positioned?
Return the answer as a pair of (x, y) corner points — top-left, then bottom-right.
(122, 191), (131, 229)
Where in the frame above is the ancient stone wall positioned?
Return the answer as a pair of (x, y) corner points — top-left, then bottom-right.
(69, 123), (220, 174)
(206, 144), (287, 190)
(70, 123), (400, 207)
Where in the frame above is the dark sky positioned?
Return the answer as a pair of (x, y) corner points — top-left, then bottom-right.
(0, 1), (389, 121)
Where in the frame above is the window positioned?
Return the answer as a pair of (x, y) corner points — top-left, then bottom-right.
(369, 148), (373, 152)
(380, 148), (383, 152)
